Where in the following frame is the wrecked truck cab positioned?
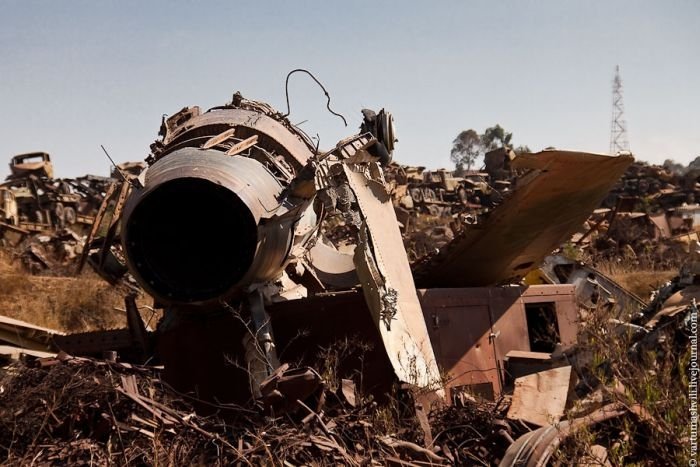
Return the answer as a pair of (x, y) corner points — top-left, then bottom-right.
(8, 152), (53, 180)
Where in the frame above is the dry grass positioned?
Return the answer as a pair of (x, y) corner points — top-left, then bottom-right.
(608, 270), (677, 300)
(0, 249), (18, 274)
(0, 271), (128, 332)
(0, 244), (156, 333)
(553, 298), (690, 465)
(594, 259), (677, 300)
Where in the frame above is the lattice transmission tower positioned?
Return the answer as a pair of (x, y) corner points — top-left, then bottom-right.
(609, 65), (630, 155)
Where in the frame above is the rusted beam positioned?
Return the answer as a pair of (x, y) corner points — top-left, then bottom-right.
(225, 135), (259, 156)
(202, 127), (236, 149)
(76, 182), (117, 274)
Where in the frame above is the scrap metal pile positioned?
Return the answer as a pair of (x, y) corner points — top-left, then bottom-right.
(385, 147), (519, 262)
(0, 153), (142, 275)
(0, 353), (535, 465)
(0, 89), (693, 465)
(390, 153), (700, 272)
(576, 160), (700, 267)
(0, 261), (692, 465)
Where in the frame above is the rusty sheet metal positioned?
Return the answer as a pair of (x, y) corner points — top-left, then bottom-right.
(77, 182), (117, 274)
(154, 290), (390, 409)
(271, 284), (575, 402)
(415, 150), (634, 287)
(504, 351), (558, 379)
(154, 311), (253, 409)
(307, 239), (359, 288)
(418, 286), (512, 399)
(0, 315), (63, 351)
(506, 366), (573, 427)
(648, 212), (672, 238)
(500, 402), (630, 467)
(418, 284), (577, 400)
(268, 290), (397, 399)
(344, 162), (442, 388)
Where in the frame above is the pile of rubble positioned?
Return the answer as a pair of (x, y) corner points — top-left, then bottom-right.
(1, 244), (695, 465)
(568, 160), (699, 268)
(387, 155), (699, 270)
(385, 147), (514, 261)
(0, 352), (513, 465)
(0, 258), (692, 466)
(0, 91), (693, 465)
(13, 229), (85, 275)
(0, 152), (144, 275)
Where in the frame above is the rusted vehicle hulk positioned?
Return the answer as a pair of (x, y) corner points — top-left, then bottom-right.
(68, 90), (633, 411)
(1, 153), (112, 239)
(8, 152), (54, 179)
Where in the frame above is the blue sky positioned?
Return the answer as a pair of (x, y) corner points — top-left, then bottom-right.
(1, 1), (698, 178)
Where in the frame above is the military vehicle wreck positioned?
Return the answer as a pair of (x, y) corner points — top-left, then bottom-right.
(5, 89), (695, 464)
(0, 152), (100, 234)
(47, 90), (633, 410)
(0, 153), (120, 274)
(574, 159), (700, 267)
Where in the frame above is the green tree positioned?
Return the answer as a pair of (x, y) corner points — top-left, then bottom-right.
(450, 129), (481, 172)
(663, 159), (685, 175)
(481, 125), (513, 151)
(513, 145), (531, 155)
(687, 156), (700, 171)
(450, 125), (528, 172)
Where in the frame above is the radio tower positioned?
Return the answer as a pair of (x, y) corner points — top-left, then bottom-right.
(609, 65), (629, 155)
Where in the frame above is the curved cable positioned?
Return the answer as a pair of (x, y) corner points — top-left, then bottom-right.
(282, 68), (347, 127)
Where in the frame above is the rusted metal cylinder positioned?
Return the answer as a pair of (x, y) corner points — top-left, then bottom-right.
(121, 147), (292, 306)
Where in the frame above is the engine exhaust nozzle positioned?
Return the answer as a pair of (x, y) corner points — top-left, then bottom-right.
(121, 148), (286, 306)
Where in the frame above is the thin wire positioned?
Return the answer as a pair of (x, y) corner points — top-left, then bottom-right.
(100, 145), (138, 188)
(282, 68), (347, 126)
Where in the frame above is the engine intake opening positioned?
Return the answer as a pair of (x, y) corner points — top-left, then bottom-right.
(124, 177), (258, 303)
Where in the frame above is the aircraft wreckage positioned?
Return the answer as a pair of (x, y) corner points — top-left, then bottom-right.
(9, 92), (634, 411)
